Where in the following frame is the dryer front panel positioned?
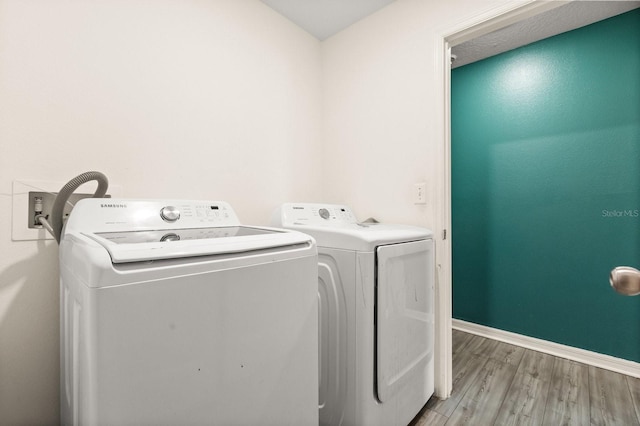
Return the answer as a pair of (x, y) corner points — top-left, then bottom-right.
(375, 239), (434, 403)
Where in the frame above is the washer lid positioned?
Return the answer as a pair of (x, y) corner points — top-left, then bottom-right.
(84, 226), (312, 263)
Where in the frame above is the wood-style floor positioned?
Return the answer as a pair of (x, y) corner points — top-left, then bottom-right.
(410, 329), (640, 426)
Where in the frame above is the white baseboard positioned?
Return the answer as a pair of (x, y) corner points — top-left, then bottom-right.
(452, 319), (640, 379)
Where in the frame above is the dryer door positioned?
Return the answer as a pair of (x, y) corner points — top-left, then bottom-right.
(376, 239), (434, 402)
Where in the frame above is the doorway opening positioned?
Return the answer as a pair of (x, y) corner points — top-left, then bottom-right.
(435, 1), (640, 398)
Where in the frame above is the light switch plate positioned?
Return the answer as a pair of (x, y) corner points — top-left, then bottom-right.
(413, 182), (427, 205)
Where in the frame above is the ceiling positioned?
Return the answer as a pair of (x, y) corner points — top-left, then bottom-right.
(452, 1), (640, 68)
(261, 0), (396, 41)
(261, 0), (639, 67)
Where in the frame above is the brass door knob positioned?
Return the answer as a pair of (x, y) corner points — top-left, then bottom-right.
(610, 266), (640, 296)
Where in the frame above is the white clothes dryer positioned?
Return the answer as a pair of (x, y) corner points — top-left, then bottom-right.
(272, 203), (434, 426)
(60, 199), (318, 426)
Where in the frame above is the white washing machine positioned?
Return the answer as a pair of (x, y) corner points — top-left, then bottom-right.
(272, 203), (434, 426)
(59, 199), (318, 426)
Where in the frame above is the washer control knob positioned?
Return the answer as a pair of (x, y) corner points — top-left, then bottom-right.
(319, 208), (330, 220)
(160, 206), (180, 222)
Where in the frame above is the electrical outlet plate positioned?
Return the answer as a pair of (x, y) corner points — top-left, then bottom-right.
(12, 179), (121, 241)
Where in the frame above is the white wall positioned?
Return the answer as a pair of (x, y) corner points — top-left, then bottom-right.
(0, 1), (321, 423)
(0, 0), (528, 423)
(321, 0), (516, 228)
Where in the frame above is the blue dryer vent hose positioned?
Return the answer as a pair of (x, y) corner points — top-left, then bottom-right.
(45, 171), (109, 243)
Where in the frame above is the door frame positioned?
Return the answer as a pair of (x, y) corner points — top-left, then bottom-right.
(432, 0), (569, 398)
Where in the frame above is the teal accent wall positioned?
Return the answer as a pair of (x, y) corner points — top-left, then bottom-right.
(452, 9), (640, 362)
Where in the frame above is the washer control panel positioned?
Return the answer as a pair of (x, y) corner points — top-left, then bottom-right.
(155, 203), (237, 226)
(279, 203), (357, 226)
(65, 199), (241, 234)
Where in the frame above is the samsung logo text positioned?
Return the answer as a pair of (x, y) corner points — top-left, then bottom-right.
(101, 204), (128, 208)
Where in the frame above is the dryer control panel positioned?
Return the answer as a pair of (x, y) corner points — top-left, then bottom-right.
(276, 203), (357, 226)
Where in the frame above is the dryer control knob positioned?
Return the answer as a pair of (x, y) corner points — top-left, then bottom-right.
(160, 206), (180, 222)
(319, 208), (330, 220)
